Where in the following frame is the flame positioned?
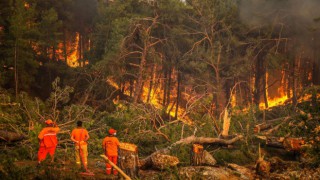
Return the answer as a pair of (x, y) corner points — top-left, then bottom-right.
(259, 71), (289, 109)
(308, 72), (312, 81)
(107, 75), (193, 125)
(67, 32), (80, 67)
(24, 2), (30, 9)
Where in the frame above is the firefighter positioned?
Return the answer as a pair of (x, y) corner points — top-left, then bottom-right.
(37, 119), (60, 165)
(102, 128), (120, 175)
(70, 120), (90, 172)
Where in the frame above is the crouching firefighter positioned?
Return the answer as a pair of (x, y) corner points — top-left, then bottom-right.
(37, 119), (60, 165)
(102, 128), (120, 175)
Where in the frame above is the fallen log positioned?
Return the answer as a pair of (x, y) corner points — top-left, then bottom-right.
(254, 116), (291, 134)
(100, 154), (131, 180)
(228, 163), (254, 180)
(255, 136), (305, 151)
(0, 130), (26, 142)
(254, 123), (271, 133)
(172, 135), (244, 147)
(140, 135), (243, 169)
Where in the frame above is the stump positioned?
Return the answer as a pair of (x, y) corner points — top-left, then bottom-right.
(119, 142), (139, 178)
(191, 144), (204, 166)
(256, 157), (271, 177)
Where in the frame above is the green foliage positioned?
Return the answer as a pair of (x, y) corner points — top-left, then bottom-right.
(0, 0), (39, 92)
(213, 149), (254, 165)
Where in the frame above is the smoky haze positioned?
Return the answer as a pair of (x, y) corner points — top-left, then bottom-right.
(239, 0), (320, 58)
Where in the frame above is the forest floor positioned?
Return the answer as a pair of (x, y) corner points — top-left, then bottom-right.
(12, 156), (320, 180)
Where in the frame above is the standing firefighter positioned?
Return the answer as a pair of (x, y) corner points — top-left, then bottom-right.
(37, 119), (60, 165)
(71, 120), (90, 172)
(102, 128), (120, 175)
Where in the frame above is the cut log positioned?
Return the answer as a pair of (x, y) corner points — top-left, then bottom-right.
(255, 135), (306, 152)
(0, 130), (25, 142)
(283, 137), (305, 151)
(266, 136), (285, 148)
(147, 153), (179, 170)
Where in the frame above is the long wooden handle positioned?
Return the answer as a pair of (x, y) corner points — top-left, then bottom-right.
(100, 154), (132, 180)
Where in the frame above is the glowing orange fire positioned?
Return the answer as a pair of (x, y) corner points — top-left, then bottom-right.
(259, 71), (289, 109)
(67, 32), (80, 67)
(107, 77), (193, 125)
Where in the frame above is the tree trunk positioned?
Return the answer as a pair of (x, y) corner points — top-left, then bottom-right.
(52, 45), (56, 61)
(14, 40), (18, 99)
(312, 35), (319, 109)
(263, 67), (268, 108)
(129, 79), (134, 97)
(214, 45), (224, 116)
(79, 33), (83, 67)
(174, 70), (181, 120)
(162, 67), (167, 106)
(166, 67), (172, 108)
(291, 55), (297, 106)
(63, 28), (68, 62)
(147, 64), (156, 103)
(134, 47), (147, 103)
(254, 55), (263, 106)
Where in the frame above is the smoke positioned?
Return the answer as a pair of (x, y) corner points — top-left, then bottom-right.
(239, 0), (320, 58)
(239, 0), (320, 29)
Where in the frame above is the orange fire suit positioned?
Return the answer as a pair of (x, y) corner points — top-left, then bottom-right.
(71, 128), (89, 166)
(38, 126), (60, 162)
(102, 136), (120, 175)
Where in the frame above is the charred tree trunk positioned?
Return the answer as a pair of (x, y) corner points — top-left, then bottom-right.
(312, 35), (320, 109)
(79, 33), (82, 67)
(129, 79), (134, 98)
(147, 64), (156, 103)
(52, 45), (56, 61)
(175, 70), (181, 120)
(134, 47), (147, 103)
(166, 67), (172, 108)
(263, 67), (268, 108)
(162, 67), (167, 106)
(254, 54), (264, 106)
(14, 41), (18, 99)
(63, 28), (67, 62)
(291, 55), (298, 106)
